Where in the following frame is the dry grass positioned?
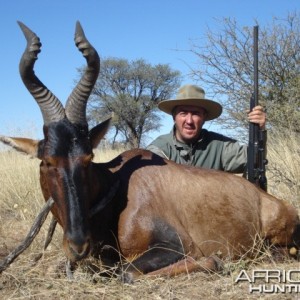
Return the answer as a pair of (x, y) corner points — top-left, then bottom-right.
(0, 136), (299, 299)
(267, 130), (300, 209)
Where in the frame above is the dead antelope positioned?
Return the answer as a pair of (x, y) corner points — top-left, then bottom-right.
(1, 21), (300, 283)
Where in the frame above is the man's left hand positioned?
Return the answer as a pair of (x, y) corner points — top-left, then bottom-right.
(247, 105), (266, 129)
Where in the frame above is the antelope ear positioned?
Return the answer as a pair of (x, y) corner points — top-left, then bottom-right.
(0, 136), (41, 158)
(89, 114), (113, 149)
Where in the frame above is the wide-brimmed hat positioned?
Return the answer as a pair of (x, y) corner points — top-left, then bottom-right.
(158, 85), (222, 121)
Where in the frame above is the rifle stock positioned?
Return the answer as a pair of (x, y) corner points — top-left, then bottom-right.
(247, 25), (268, 191)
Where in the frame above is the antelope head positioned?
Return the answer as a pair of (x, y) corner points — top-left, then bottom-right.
(0, 22), (111, 262)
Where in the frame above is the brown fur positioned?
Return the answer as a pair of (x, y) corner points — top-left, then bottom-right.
(2, 21), (299, 283)
(1, 128), (299, 283)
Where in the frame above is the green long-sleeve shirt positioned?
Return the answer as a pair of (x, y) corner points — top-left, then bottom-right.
(147, 128), (247, 173)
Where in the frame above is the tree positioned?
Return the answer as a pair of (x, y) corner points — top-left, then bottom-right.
(189, 12), (300, 141)
(85, 58), (181, 148)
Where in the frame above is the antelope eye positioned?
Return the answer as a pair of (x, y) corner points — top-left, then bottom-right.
(82, 154), (93, 167)
(44, 156), (57, 168)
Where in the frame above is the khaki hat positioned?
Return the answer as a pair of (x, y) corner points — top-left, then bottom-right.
(158, 85), (222, 121)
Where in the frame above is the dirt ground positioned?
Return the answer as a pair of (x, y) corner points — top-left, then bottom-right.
(0, 149), (299, 299)
(1, 208), (300, 300)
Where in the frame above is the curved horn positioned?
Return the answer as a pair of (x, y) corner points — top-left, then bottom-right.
(18, 21), (65, 125)
(65, 21), (100, 126)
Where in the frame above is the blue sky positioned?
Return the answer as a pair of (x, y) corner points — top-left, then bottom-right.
(0, 0), (299, 143)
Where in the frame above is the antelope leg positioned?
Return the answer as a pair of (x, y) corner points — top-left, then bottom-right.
(66, 259), (76, 280)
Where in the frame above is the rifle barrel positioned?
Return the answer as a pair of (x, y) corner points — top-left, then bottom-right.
(253, 25), (259, 108)
(247, 25), (268, 192)
(248, 26), (259, 185)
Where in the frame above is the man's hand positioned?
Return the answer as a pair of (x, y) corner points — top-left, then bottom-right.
(247, 105), (266, 129)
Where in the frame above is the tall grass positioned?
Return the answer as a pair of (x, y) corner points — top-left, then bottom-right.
(0, 134), (299, 299)
(267, 129), (300, 209)
(0, 152), (41, 217)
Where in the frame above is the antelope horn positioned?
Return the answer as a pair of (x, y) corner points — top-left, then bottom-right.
(65, 21), (100, 126)
(18, 21), (65, 125)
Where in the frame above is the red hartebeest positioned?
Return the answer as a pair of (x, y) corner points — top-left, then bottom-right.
(1, 22), (299, 283)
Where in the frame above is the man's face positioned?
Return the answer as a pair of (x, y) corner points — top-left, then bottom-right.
(173, 105), (207, 144)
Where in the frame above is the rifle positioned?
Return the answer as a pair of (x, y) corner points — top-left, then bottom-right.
(247, 25), (268, 191)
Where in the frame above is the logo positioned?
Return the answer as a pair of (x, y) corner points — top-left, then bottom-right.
(235, 269), (300, 294)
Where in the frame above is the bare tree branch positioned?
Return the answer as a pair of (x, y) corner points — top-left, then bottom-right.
(0, 198), (54, 273)
(189, 13), (300, 141)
